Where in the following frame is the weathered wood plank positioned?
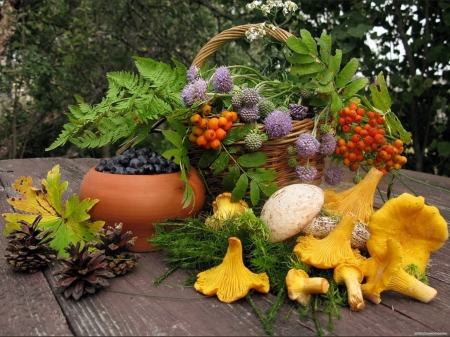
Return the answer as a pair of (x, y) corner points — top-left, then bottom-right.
(1, 158), (450, 336)
(0, 166), (73, 336)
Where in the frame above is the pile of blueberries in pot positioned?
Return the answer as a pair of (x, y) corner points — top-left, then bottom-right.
(95, 147), (180, 175)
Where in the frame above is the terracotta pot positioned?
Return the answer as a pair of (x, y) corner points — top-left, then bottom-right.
(79, 167), (206, 252)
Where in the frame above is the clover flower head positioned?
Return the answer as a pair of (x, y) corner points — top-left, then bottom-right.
(264, 109), (292, 139)
(295, 133), (320, 157)
(212, 66), (233, 93)
(295, 165), (318, 183)
(241, 88), (261, 107)
(324, 166), (344, 185)
(289, 103), (308, 120)
(181, 79), (208, 107)
(319, 133), (337, 156)
(187, 66), (199, 83)
(240, 106), (260, 123)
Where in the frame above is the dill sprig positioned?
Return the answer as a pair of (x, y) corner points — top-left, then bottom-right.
(149, 211), (350, 335)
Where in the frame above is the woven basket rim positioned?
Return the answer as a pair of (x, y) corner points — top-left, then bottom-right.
(191, 23), (293, 69)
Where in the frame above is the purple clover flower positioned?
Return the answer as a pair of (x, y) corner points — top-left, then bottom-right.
(295, 165), (318, 183)
(324, 166), (344, 185)
(181, 79), (208, 107)
(319, 133), (337, 155)
(264, 110), (292, 139)
(187, 66), (200, 83)
(212, 66), (233, 93)
(289, 104), (308, 120)
(295, 133), (320, 157)
(240, 106), (259, 123)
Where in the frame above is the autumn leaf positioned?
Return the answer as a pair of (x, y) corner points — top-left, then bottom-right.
(2, 165), (104, 257)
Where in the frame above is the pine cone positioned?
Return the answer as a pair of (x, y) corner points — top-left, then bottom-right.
(91, 222), (140, 276)
(3, 215), (57, 273)
(53, 241), (115, 300)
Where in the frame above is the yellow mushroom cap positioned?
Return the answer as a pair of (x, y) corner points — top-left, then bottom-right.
(205, 193), (249, 228)
(294, 212), (358, 269)
(285, 268), (329, 307)
(323, 167), (383, 224)
(194, 237), (270, 303)
(367, 193), (448, 273)
(361, 237), (437, 304)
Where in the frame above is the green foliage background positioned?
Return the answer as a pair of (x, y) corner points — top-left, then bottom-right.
(0, 0), (449, 176)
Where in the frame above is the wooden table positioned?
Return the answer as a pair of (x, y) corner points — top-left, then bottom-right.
(1, 157), (449, 336)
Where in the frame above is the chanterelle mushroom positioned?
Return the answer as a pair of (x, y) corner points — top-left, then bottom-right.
(205, 193), (249, 228)
(285, 268), (330, 307)
(333, 263), (365, 311)
(367, 193), (448, 274)
(294, 213), (359, 269)
(194, 237), (270, 303)
(361, 237), (437, 304)
(323, 167), (383, 224)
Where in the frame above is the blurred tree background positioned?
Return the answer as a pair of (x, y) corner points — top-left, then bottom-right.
(0, 0), (449, 176)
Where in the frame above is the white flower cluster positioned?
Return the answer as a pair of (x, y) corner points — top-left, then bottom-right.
(245, 1), (298, 41)
(244, 22), (277, 42)
(246, 0), (298, 15)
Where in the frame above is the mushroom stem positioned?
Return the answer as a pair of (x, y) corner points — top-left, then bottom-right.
(343, 277), (365, 311)
(286, 268), (330, 307)
(389, 268), (437, 303)
(333, 264), (365, 311)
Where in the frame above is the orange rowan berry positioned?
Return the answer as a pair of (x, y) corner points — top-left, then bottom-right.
(196, 135), (207, 147)
(209, 139), (221, 150)
(215, 128), (227, 140)
(192, 126), (203, 136)
(188, 133), (197, 143)
(201, 104), (212, 115)
(218, 116), (228, 128)
(204, 129), (216, 141)
(190, 113), (202, 126)
(199, 118), (208, 129)
(208, 117), (220, 130)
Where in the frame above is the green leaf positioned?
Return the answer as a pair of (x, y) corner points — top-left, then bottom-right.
(246, 168), (277, 182)
(286, 53), (315, 65)
(286, 36), (309, 54)
(291, 63), (325, 76)
(231, 174), (248, 202)
(335, 58), (359, 88)
(317, 32), (332, 63)
(236, 151), (267, 168)
(162, 148), (183, 163)
(300, 29), (318, 56)
(437, 141), (450, 157)
(249, 180), (260, 207)
(198, 149), (220, 168)
(211, 152), (229, 176)
(369, 72), (392, 112)
(329, 49), (342, 76)
(342, 77), (369, 98)
(316, 81), (335, 93)
(2, 165), (104, 257)
(162, 129), (183, 148)
(223, 165), (240, 191)
(385, 112), (412, 144)
(331, 91), (343, 115)
(258, 181), (278, 197)
(222, 124), (254, 145)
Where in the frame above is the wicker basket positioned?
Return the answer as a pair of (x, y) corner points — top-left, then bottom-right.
(189, 24), (327, 197)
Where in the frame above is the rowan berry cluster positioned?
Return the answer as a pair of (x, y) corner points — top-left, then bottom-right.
(188, 105), (238, 150)
(334, 101), (407, 175)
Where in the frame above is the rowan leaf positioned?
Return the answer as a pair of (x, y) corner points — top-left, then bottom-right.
(2, 165), (104, 257)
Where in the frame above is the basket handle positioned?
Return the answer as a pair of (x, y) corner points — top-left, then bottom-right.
(191, 24), (293, 69)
